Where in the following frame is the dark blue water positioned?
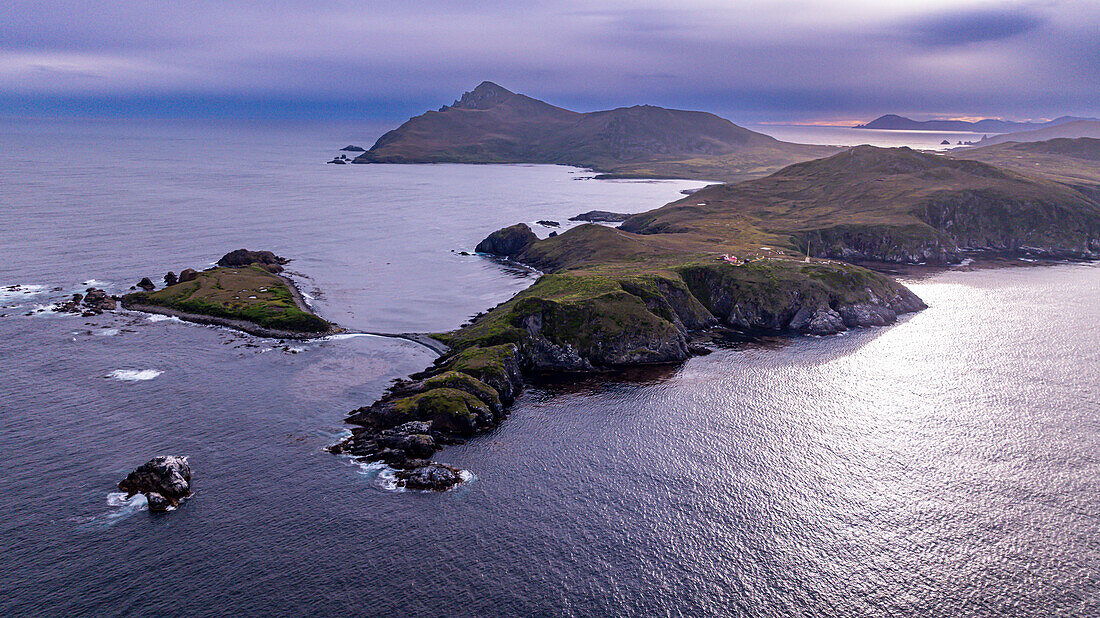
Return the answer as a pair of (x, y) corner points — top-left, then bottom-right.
(1, 119), (1097, 617)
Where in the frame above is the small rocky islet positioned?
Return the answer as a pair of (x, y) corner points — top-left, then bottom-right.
(118, 455), (192, 512)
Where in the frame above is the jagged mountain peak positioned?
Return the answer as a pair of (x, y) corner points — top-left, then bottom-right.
(451, 81), (516, 110)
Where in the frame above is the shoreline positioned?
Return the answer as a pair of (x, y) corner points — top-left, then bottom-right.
(120, 302), (342, 340)
(853, 253), (1100, 281)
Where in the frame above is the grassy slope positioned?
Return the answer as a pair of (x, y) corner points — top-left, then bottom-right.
(123, 266), (331, 333)
(954, 138), (1100, 189)
(620, 145), (1100, 259)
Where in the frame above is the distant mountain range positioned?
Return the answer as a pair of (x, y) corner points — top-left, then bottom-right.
(854, 114), (1096, 133)
(354, 82), (839, 182)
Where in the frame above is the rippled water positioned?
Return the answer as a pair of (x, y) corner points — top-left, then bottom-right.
(1, 119), (1097, 616)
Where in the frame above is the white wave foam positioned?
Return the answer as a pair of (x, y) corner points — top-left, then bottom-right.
(107, 369), (162, 381)
(0, 284), (47, 303)
(323, 333), (373, 341)
(146, 314), (180, 323)
(96, 328), (120, 337)
(340, 456), (405, 492)
(82, 279), (107, 287)
(107, 491), (146, 509)
(341, 454), (474, 492)
(285, 346), (306, 353)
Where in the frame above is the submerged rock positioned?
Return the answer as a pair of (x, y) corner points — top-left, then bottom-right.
(536, 220), (560, 228)
(118, 455), (192, 512)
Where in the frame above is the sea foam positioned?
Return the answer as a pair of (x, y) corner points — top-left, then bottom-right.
(107, 369), (162, 381)
(0, 283), (47, 304)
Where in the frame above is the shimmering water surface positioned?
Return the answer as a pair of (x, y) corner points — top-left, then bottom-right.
(1, 120), (1097, 617)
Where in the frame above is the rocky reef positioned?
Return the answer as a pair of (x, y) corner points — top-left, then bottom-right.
(118, 456), (192, 512)
(55, 288), (117, 316)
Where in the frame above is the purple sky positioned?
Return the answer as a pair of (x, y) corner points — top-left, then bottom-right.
(2, 0), (1097, 123)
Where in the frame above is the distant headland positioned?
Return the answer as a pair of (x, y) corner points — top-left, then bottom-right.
(349, 81), (839, 182)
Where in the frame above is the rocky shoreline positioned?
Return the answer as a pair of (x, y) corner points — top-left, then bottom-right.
(120, 299), (341, 339)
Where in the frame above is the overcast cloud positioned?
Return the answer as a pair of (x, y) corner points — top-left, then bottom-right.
(1, 0), (1096, 122)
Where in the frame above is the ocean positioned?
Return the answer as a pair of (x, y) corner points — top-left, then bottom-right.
(1, 118), (1097, 616)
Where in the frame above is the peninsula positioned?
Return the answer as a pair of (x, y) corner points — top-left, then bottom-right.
(351, 82), (839, 182)
(334, 144), (1100, 489)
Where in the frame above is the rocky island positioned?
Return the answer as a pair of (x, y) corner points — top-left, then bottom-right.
(122, 250), (337, 339)
(118, 455), (192, 512)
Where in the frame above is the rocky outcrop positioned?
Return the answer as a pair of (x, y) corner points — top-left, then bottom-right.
(536, 220), (560, 228)
(333, 344), (526, 491)
(55, 287), (117, 316)
(569, 210), (633, 222)
(217, 249), (290, 273)
(136, 277), (156, 291)
(118, 456), (192, 512)
(164, 272), (178, 287)
(178, 268), (198, 283)
(474, 223), (538, 257)
(340, 145), (366, 152)
(395, 463), (464, 491)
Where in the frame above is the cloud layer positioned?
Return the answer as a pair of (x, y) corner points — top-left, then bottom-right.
(1, 0), (1096, 122)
